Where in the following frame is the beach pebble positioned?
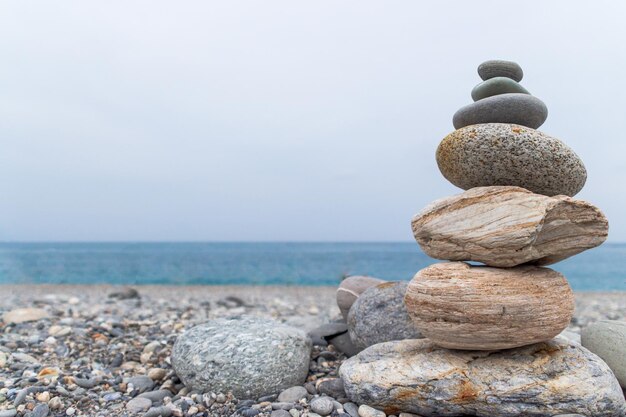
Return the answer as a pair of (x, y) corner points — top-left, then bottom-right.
(143, 406), (172, 417)
(128, 376), (155, 393)
(31, 404), (49, 417)
(337, 276), (385, 319)
(48, 397), (63, 410)
(343, 403), (360, 417)
(348, 282), (422, 350)
(277, 386), (307, 403)
(471, 76), (529, 101)
(411, 186), (608, 267)
(147, 368), (167, 381)
(137, 389), (171, 403)
(172, 316), (311, 399)
(453, 93), (547, 129)
(108, 287), (140, 300)
(65, 407), (76, 416)
(271, 410), (292, 417)
(127, 397), (152, 413)
(437, 123), (587, 197)
(310, 397), (334, 416)
(308, 323), (348, 346)
(477, 59), (523, 82)
(3, 308), (49, 324)
(358, 405), (386, 417)
(0, 411), (17, 417)
(316, 378), (345, 399)
(405, 262), (574, 350)
(339, 338), (626, 417)
(582, 320), (626, 388)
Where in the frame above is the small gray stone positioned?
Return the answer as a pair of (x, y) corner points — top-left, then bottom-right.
(582, 320), (626, 388)
(348, 282), (423, 350)
(272, 402), (296, 410)
(137, 389), (171, 403)
(358, 405), (386, 417)
(327, 332), (360, 357)
(343, 402), (360, 417)
(308, 323), (348, 346)
(337, 276), (385, 319)
(108, 287), (140, 300)
(277, 386), (307, 403)
(436, 123), (587, 197)
(128, 376), (155, 394)
(32, 404), (50, 417)
(172, 316), (311, 399)
(0, 410), (17, 417)
(311, 397), (335, 416)
(127, 397), (152, 413)
(471, 77), (529, 101)
(142, 406), (172, 417)
(317, 378), (345, 399)
(477, 59), (523, 82)
(453, 93), (547, 129)
(241, 409), (260, 417)
(271, 411), (292, 417)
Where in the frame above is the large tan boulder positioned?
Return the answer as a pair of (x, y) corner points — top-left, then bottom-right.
(404, 262), (574, 350)
(412, 186), (608, 267)
(339, 338), (626, 417)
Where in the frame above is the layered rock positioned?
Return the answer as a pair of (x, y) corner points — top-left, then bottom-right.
(339, 338), (626, 417)
(171, 316), (311, 399)
(404, 262), (574, 350)
(437, 123), (587, 196)
(411, 186), (608, 267)
(347, 282), (422, 350)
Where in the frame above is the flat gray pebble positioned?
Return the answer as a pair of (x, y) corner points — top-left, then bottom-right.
(128, 376), (155, 393)
(0, 410), (17, 417)
(32, 404), (50, 417)
(453, 93), (547, 130)
(143, 406), (172, 417)
(310, 397), (334, 416)
(477, 59), (523, 82)
(127, 397), (153, 413)
(271, 411), (292, 417)
(277, 386), (307, 403)
(343, 402), (360, 417)
(137, 389), (171, 403)
(272, 402), (296, 410)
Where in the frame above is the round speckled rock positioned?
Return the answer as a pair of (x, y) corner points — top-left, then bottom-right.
(171, 316), (311, 399)
(436, 123), (587, 196)
(477, 59), (523, 82)
(337, 275), (385, 319)
(347, 282), (423, 350)
(471, 77), (529, 101)
(453, 93), (547, 129)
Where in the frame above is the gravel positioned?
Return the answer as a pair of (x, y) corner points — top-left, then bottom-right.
(0, 284), (624, 417)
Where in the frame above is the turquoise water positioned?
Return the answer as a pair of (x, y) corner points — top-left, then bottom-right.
(0, 242), (624, 290)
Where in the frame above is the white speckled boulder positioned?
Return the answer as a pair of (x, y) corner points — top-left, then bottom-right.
(172, 316), (311, 399)
(339, 338), (626, 417)
(412, 186), (608, 267)
(436, 123), (587, 196)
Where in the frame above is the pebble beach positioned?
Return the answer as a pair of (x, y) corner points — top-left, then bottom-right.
(1, 284), (625, 417)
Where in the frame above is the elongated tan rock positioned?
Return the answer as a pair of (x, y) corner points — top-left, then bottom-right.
(412, 186), (608, 267)
(339, 338), (626, 417)
(404, 262), (574, 350)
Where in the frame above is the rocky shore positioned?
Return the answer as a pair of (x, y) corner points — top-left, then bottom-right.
(1, 284), (625, 417)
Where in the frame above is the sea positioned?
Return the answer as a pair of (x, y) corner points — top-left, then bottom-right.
(0, 242), (625, 291)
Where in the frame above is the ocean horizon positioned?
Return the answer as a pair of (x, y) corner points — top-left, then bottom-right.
(1, 241), (625, 290)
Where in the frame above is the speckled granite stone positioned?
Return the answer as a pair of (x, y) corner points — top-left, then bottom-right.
(347, 282), (423, 350)
(471, 77), (529, 101)
(477, 59), (523, 82)
(436, 123), (586, 196)
(339, 338), (626, 417)
(453, 93), (547, 129)
(171, 316), (311, 399)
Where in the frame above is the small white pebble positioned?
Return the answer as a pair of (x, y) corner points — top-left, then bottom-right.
(66, 407), (76, 416)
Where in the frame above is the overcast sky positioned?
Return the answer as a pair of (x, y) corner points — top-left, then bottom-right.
(1, 1), (625, 242)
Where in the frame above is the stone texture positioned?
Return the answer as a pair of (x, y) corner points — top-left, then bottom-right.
(339, 338), (626, 417)
(277, 386), (308, 403)
(171, 316), (311, 399)
(437, 123), (587, 197)
(347, 282), (423, 350)
(453, 93), (547, 129)
(477, 59), (523, 82)
(2, 308), (49, 324)
(411, 186), (608, 267)
(404, 262), (574, 350)
(471, 77), (529, 101)
(582, 320), (626, 388)
(337, 276), (385, 319)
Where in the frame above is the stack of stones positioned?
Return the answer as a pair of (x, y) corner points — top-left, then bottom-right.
(339, 60), (626, 417)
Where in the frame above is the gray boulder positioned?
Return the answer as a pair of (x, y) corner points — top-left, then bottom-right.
(339, 338), (625, 417)
(453, 93), (547, 130)
(172, 316), (311, 399)
(347, 282), (422, 350)
(437, 123), (587, 197)
(582, 319), (626, 388)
